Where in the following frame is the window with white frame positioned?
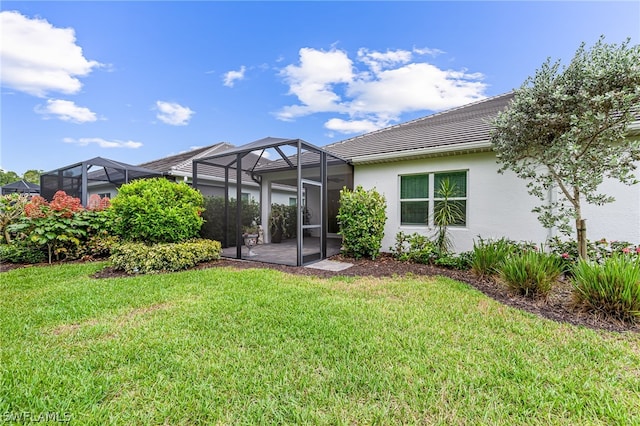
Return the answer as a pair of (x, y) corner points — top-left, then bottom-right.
(399, 170), (467, 226)
(400, 174), (429, 225)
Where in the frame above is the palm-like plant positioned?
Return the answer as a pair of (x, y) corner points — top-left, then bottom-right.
(432, 178), (464, 254)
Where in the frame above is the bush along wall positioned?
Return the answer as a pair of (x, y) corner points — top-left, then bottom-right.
(337, 186), (387, 260)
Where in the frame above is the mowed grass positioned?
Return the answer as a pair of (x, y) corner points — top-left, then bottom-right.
(1, 263), (639, 425)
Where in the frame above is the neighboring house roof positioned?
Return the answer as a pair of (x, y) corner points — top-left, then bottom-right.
(324, 92), (515, 164)
(139, 142), (233, 174)
(1, 180), (40, 194)
(140, 142), (267, 185)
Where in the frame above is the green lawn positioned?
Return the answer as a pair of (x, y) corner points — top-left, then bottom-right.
(1, 263), (639, 425)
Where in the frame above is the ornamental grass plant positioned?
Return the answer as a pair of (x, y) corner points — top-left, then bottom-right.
(471, 237), (514, 278)
(572, 254), (640, 323)
(499, 251), (564, 297)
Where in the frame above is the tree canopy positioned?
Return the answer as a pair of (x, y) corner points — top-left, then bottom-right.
(0, 170), (20, 186)
(0, 169), (43, 185)
(490, 36), (640, 257)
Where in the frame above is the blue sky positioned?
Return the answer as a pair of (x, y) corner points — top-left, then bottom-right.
(1, 1), (638, 175)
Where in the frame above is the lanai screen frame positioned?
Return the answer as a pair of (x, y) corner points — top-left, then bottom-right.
(192, 137), (352, 266)
(40, 157), (163, 206)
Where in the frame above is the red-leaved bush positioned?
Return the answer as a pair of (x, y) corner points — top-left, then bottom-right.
(24, 191), (86, 219)
(24, 195), (50, 219)
(87, 194), (111, 211)
(49, 191), (84, 217)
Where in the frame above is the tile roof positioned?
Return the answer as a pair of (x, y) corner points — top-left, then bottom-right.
(324, 92), (514, 162)
(138, 143), (234, 174)
(138, 142), (260, 183)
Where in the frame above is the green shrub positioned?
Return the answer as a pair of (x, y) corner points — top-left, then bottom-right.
(5, 192), (115, 264)
(10, 193), (89, 263)
(79, 234), (120, 259)
(0, 242), (46, 264)
(111, 178), (204, 244)
(0, 193), (29, 244)
(547, 236), (639, 268)
(391, 231), (436, 264)
(471, 237), (514, 278)
(200, 196), (260, 247)
(572, 255), (640, 322)
(110, 239), (222, 274)
(499, 251), (564, 297)
(337, 186), (387, 260)
(434, 251), (474, 270)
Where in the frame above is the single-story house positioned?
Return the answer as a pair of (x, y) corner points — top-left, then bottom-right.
(321, 92), (640, 253)
(37, 91), (639, 263)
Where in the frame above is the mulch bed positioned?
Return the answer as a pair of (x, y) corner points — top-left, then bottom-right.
(3, 254), (638, 334)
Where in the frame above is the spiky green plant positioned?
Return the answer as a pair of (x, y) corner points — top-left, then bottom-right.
(572, 255), (640, 322)
(432, 178), (464, 254)
(471, 237), (514, 279)
(499, 251), (564, 297)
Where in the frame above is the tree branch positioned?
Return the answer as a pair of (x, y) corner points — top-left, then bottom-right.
(546, 164), (578, 208)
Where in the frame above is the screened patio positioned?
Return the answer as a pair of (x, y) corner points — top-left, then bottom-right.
(40, 157), (162, 206)
(193, 137), (352, 266)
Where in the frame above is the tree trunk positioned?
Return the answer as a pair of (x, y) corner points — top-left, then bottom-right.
(573, 188), (588, 260)
(576, 218), (588, 260)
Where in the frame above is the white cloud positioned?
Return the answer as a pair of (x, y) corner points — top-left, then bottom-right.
(277, 47), (354, 120)
(414, 46), (445, 56)
(155, 101), (194, 126)
(324, 118), (383, 135)
(35, 99), (97, 123)
(346, 63), (486, 118)
(276, 46), (487, 135)
(357, 48), (412, 74)
(223, 66), (246, 87)
(0, 11), (102, 97)
(63, 137), (142, 149)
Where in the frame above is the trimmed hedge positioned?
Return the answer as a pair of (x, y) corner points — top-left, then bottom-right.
(110, 178), (204, 244)
(110, 239), (222, 274)
(337, 186), (387, 259)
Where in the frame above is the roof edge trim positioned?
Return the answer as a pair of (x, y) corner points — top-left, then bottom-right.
(350, 141), (493, 165)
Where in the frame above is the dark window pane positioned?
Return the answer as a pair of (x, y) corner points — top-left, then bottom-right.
(434, 172), (466, 198)
(401, 201), (428, 225)
(401, 174), (428, 199)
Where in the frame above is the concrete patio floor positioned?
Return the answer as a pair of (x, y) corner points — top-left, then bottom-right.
(221, 237), (342, 266)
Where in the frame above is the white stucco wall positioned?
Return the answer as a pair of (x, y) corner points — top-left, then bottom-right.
(87, 183), (117, 200)
(581, 174), (640, 244)
(353, 151), (640, 253)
